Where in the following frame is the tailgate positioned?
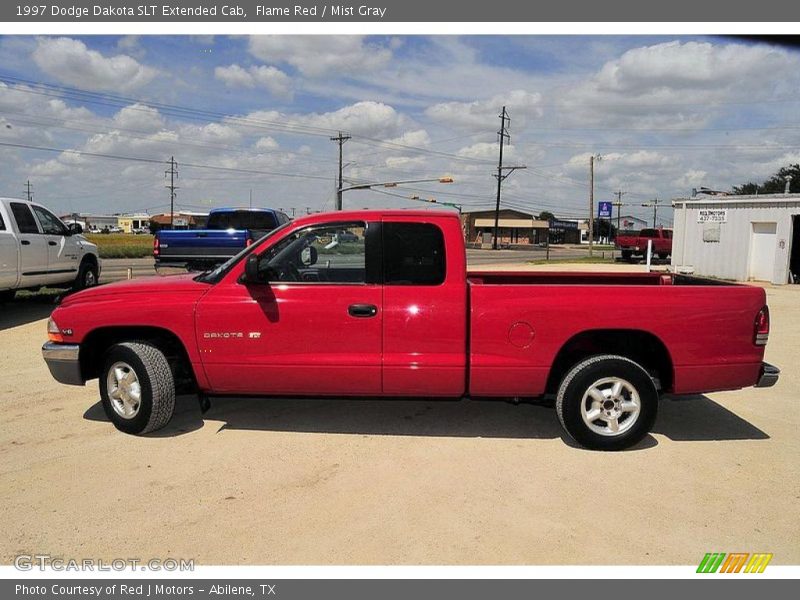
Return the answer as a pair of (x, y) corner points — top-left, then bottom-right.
(156, 229), (248, 262)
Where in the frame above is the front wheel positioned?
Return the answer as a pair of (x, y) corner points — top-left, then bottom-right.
(556, 355), (658, 451)
(73, 260), (98, 291)
(0, 290), (15, 303)
(621, 250), (632, 260)
(99, 342), (176, 434)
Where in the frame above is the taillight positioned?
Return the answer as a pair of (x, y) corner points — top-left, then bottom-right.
(246, 237), (253, 247)
(153, 236), (160, 256)
(754, 306), (770, 346)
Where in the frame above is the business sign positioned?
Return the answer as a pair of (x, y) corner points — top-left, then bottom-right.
(698, 209), (727, 223)
(598, 201), (612, 218)
(173, 217), (189, 227)
(550, 219), (578, 230)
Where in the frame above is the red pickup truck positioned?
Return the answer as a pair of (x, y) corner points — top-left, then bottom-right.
(42, 210), (778, 450)
(616, 227), (673, 260)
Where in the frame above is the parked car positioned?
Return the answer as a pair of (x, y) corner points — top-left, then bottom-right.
(0, 197), (100, 302)
(616, 227), (673, 260)
(336, 230), (359, 242)
(154, 207), (290, 271)
(42, 210), (777, 450)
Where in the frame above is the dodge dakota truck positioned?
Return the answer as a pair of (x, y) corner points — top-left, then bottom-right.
(616, 227), (673, 260)
(154, 207), (290, 271)
(42, 210), (778, 450)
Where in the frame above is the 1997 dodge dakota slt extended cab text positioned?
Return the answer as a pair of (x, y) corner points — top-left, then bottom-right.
(42, 210), (779, 450)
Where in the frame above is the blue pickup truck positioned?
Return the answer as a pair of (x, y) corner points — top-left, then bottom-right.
(154, 207), (290, 271)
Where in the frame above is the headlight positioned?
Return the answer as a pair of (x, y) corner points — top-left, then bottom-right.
(47, 317), (64, 343)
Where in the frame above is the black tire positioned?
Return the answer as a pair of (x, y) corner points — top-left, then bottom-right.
(556, 355), (658, 451)
(658, 253), (669, 260)
(99, 342), (176, 435)
(73, 259), (99, 291)
(0, 290), (15, 303)
(621, 250), (632, 260)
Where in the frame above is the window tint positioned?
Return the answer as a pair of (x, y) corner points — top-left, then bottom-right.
(0, 211), (5, 231)
(663, 230), (673, 239)
(10, 203), (39, 234)
(259, 222), (366, 283)
(383, 222), (446, 286)
(207, 210), (278, 231)
(32, 205), (66, 235)
(640, 229), (658, 238)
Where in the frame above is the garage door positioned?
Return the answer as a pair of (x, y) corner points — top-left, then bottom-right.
(749, 222), (777, 281)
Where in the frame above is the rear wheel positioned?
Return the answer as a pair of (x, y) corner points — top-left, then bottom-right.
(621, 250), (632, 260)
(99, 342), (175, 435)
(556, 355), (658, 451)
(658, 253), (668, 260)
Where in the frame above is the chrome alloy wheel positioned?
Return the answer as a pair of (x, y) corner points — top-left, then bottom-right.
(106, 361), (142, 419)
(84, 269), (97, 287)
(580, 377), (641, 436)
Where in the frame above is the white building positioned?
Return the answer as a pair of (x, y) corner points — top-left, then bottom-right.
(671, 193), (800, 285)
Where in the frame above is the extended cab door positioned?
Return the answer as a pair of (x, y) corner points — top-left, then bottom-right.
(195, 220), (383, 395)
(380, 216), (468, 396)
(7, 202), (49, 288)
(0, 205), (19, 289)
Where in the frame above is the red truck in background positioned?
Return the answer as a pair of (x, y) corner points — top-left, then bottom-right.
(616, 227), (673, 260)
(42, 210), (778, 450)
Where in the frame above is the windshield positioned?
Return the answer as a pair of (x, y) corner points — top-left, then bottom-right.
(194, 221), (292, 284)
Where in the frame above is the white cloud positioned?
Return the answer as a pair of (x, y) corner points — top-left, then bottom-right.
(255, 136), (279, 151)
(32, 37), (157, 92)
(215, 64), (293, 100)
(247, 36), (392, 77)
(426, 90), (543, 131)
(112, 104), (165, 133)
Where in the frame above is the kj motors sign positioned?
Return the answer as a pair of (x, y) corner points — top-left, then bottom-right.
(698, 209), (727, 223)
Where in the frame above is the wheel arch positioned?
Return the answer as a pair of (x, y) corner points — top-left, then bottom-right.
(80, 325), (197, 391)
(546, 328), (674, 394)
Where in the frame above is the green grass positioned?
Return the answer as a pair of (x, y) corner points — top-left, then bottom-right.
(527, 256), (616, 265)
(84, 234), (153, 259)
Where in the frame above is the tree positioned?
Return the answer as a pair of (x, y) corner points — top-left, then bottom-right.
(733, 164), (800, 195)
(538, 210), (555, 222)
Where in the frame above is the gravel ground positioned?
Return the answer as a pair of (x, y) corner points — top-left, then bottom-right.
(0, 266), (797, 565)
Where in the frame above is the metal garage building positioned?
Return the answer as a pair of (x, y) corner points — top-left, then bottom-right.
(671, 192), (800, 284)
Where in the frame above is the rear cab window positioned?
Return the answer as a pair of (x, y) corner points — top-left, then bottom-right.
(640, 229), (658, 238)
(207, 211), (278, 231)
(10, 202), (40, 234)
(383, 222), (446, 285)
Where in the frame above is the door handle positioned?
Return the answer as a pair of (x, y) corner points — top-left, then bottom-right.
(20, 240), (30, 246)
(348, 303), (378, 318)
(48, 241), (57, 246)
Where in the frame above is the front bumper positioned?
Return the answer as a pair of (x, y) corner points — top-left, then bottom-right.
(42, 342), (84, 386)
(755, 362), (780, 388)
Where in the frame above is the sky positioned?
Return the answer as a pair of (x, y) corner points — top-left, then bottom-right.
(1, 34), (799, 226)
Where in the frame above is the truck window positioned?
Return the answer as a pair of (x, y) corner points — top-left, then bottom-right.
(640, 229), (658, 238)
(10, 202), (39, 234)
(207, 210), (278, 231)
(383, 222), (446, 286)
(31, 205), (67, 236)
(0, 212), (5, 231)
(663, 230), (673, 239)
(259, 222), (366, 283)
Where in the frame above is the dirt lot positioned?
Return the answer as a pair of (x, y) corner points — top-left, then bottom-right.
(0, 267), (798, 565)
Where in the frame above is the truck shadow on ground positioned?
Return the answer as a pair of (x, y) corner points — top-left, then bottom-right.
(83, 393), (769, 450)
(0, 294), (58, 331)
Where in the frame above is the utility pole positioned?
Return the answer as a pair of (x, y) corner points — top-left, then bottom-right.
(249, 188), (253, 209)
(641, 198), (661, 227)
(290, 207), (296, 217)
(24, 179), (33, 202)
(165, 156), (178, 228)
(612, 190), (625, 260)
(588, 154), (601, 256)
(492, 106), (526, 250)
(330, 131), (351, 211)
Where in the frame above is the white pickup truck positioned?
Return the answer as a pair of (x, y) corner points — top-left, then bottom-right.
(0, 197), (100, 302)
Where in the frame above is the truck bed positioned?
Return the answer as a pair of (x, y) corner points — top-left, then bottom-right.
(466, 270), (764, 397)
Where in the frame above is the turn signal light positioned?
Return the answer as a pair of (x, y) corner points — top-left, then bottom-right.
(754, 306), (770, 346)
(153, 236), (160, 256)
(47, 317), (64, 343)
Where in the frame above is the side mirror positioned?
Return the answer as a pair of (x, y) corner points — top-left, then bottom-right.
(67, 223), (83, 235)
(300, 245), (318, 267)
(244, 254), (263, 283)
